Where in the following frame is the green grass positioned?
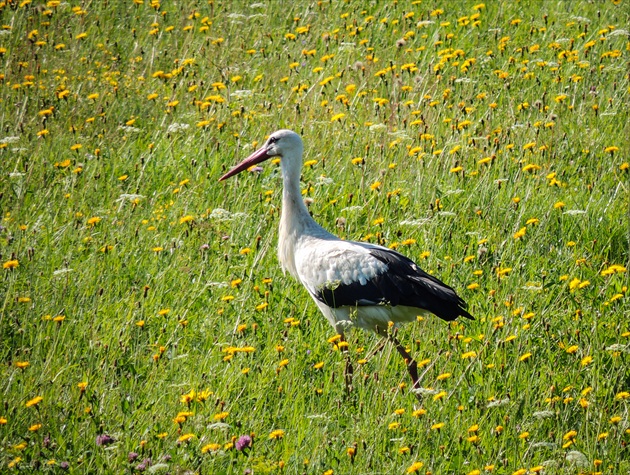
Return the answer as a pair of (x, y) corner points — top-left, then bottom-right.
(1, 0), (629, 473)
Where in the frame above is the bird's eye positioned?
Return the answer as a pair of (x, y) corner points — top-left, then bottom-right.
(268, 136), (278, 144)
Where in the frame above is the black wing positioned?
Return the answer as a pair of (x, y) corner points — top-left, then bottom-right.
(313, 247), (473, 322)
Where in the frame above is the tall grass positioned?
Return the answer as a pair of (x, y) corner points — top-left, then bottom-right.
(1, 1), (629, 473)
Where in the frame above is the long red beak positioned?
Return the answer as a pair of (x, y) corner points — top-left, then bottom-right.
(219, 146), (272, 181)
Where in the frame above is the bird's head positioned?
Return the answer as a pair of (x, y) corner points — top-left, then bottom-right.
(219, 129), (303, 181)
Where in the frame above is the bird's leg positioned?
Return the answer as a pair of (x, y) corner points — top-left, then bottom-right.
(374, 326), (420, 390)
(339, 334), (354, 394)
(386, 333), (420, 391)
(393, 339), (419, 388)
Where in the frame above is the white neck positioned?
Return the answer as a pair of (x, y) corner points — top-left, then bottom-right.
(277, 151), (333, 276)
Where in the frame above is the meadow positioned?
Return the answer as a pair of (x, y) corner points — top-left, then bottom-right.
(1, 0), (629, 473)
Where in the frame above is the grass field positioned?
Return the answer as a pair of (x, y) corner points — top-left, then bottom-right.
(1, 0), (629, 473)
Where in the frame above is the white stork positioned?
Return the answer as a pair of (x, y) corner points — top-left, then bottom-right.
(219, 129), (473, 392)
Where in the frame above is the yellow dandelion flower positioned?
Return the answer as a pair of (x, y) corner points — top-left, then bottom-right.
(523, 142), (536, 150)
(3, 259), (19, 269)
(201, 443), (221, 453)
(214, 411), (229, 421)
(513, 227), (526, 239)
(563, 430), (577, 441)
(196, 389), (212, 402)
(522, 163), (540, 172)
(601, 264), (626, 276)
(407, 462), (424, 473)
(180, 389), (196, 404)
(25, 396), (43, 408)
(568, 278), (582, 291)
(278, 359), (289, 368)
(269, 429), (285, 439)
(178, 433), (195, 443)
(433, 391), (447, 401)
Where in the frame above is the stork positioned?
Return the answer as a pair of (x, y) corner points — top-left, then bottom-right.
(219, 129), (473, 393)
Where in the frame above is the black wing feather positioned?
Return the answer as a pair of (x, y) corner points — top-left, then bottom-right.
(314, 247), (473, 322)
